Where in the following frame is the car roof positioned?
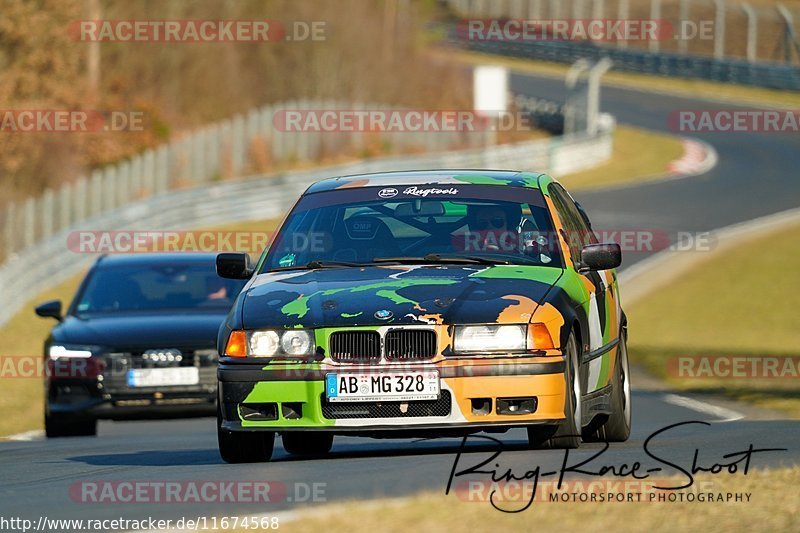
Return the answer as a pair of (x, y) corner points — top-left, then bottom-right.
(94, 253), (218, 268)
(305, 169), (549, 194)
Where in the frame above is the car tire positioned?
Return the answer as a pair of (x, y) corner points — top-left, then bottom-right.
(589, 332), (632, 442)
(527, 333), (582, 449)
(217, 407), (274, 463)
(45, 413), (97, 438)
(281, 432), (334, 456)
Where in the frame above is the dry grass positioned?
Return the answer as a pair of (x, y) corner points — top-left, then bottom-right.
(560, 125), (685, 190)
(268, 468), (799, 533)
(628, 222), (800, 417)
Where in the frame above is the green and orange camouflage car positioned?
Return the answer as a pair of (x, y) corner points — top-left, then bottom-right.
(214, 170), (630, 463)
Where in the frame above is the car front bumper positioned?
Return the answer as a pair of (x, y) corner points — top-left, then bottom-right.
(218, 357), (567, 432)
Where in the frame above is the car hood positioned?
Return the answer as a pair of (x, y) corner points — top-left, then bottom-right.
(54, 311), (228, 348)
(242, 265), (563, 328)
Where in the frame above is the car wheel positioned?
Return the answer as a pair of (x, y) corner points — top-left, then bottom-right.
(45, 413), (97, 438)
(527, 333), (582, 449)
(217, 406), (274, 463)
(591, 332), (632, 442)
(282, 432), (334, 456)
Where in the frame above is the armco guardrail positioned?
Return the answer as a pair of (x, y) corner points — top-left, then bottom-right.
(0, 126), (613, 328)
(446, 0), (800, 91)
(0, 99), (489, 261)
(457, 37), (800, 91)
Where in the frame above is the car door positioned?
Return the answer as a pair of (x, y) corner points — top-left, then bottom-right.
(548, 183), (620, 394)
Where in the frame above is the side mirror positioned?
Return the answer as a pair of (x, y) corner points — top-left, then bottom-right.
(216, 252), (253, 280)
(580, 243), (621, 272)
(35, 300), (63, 321)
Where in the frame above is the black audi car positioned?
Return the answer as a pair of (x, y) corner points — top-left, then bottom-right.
(35, 253), (247, 437)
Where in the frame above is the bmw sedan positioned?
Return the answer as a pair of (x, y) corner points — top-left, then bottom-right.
(215, 170), (629, 462)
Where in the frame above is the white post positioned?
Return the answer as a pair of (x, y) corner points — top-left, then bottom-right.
(529, 0), (542, 19)
(41, 188), (55, 241)
(564, 59), (591, 135)
(776, 4), (795, 64)
(649, 0), (662, 53)
(90, 170), (103, 216)
(75, 177), (88, 223)
(232, 114), (246, 177)
(23, 198), (35, 248)
(103, 167), (117, 212)
(617, 0), (629, 49)
(4, 202), (15, 257)
(59, 183), (72, 231)
(741, 3), (757, 62)
(714, 0), (726, 59)
(678, 0), (690, 54)
(587, 58), (612, 135)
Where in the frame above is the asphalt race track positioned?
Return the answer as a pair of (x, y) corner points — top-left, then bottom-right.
(1, 71), (798, 526)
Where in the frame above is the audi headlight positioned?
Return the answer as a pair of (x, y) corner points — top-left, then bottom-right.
(453, 325), (528, 353)
(245, 329), (315, 357)
(48, 344), (97, 359)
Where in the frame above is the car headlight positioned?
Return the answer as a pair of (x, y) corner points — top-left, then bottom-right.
(48, 344), (97, 359)
(453, 325), (528, 353)
(242, 329), (315, 357)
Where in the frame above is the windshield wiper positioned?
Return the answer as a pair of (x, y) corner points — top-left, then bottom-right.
(269, 260), (366, 272)
(372, 253), (511, 265)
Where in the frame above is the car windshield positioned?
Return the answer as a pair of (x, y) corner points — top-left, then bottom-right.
(261, 184), (563, 271)
(73, 263), (247, 314)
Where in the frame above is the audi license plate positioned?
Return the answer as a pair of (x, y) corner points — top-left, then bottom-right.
(127, 367), (199, 387)
(325, 371), (439, 402)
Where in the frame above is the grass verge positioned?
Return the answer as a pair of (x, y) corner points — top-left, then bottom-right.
(561, 125), (685, 190)
(627, 221), (800, 417)
(0, 219), (277, 438)
(267, 468), (799, 532)
(446, 49), (800, 109)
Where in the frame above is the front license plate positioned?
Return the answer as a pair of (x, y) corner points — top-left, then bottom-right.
(127, 367), (200, 387)
(325, 371), (440, 402)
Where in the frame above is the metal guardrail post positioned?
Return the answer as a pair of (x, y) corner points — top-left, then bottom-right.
(617, 0), (629, 50)
(777, 4), (799, 64)
(117, 161), (130, 207)
(103, 166), (117, 212)
(4, 202), (16, 258)
(650, 0), (662, 53)
(75, 177), (87, 222)
(529, 0), (542, 19)
(549, 0), (561, 19)
(714, 0), (726, 59)
(41, 189), (54, 241)
(741, 3), (758, 63)
(59, 183), (71, 232)
(90, 170), (103, 216)
(573, 0), (586, 19)
(592, 0), (604, 21)
(678, 0), (690, 54)
(23, 198), (35, 249)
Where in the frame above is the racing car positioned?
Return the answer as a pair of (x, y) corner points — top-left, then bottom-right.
(214, 170), (630, 462)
